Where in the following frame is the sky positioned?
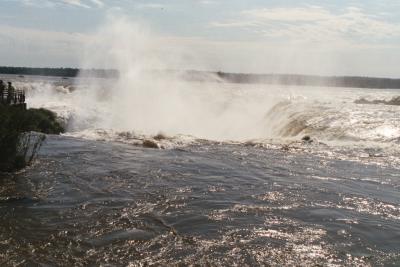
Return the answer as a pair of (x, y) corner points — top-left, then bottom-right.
(0, 0), (400, 77)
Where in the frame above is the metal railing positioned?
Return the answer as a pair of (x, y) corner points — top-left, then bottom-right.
(0, 83), (26, 109)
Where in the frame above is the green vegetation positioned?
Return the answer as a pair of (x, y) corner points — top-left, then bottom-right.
(21, 108), (65, 134)
(0, 105), (64, 172)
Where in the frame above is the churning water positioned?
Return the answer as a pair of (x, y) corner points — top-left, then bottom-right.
(0, 74), (399, 266)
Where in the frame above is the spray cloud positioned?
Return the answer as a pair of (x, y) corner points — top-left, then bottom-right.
(72, 17), (284, 141)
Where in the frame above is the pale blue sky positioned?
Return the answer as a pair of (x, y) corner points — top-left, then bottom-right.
(1, 0), (399, 77)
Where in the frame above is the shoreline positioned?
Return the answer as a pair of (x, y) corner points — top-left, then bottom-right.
(1, 66), (400, 89)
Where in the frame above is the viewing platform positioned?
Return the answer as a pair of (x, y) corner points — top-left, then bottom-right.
(0, 80), (26, 110)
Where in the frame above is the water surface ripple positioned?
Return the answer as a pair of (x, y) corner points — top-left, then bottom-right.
(1, 135), (399, 266)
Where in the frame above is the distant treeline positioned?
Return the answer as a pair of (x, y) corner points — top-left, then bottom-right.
(184, 71), (400, 89)
(1, 66), (400, 89)
(0, 66), (118, 78)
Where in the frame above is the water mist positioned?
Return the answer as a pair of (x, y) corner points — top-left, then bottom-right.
(71, 17), (285, 141)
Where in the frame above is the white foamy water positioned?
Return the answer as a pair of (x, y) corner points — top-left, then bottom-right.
(17, 76), (400, 144)
(1, 73), (395, 172)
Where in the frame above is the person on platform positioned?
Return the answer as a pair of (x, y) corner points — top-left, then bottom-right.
(7, 82), (15, 105)
(0, 80), (5, 104)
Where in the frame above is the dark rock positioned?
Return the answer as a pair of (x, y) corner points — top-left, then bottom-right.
(154, 133), (167, 140)
(143, 139), (160, 149)
(301, 135), (312, 142)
